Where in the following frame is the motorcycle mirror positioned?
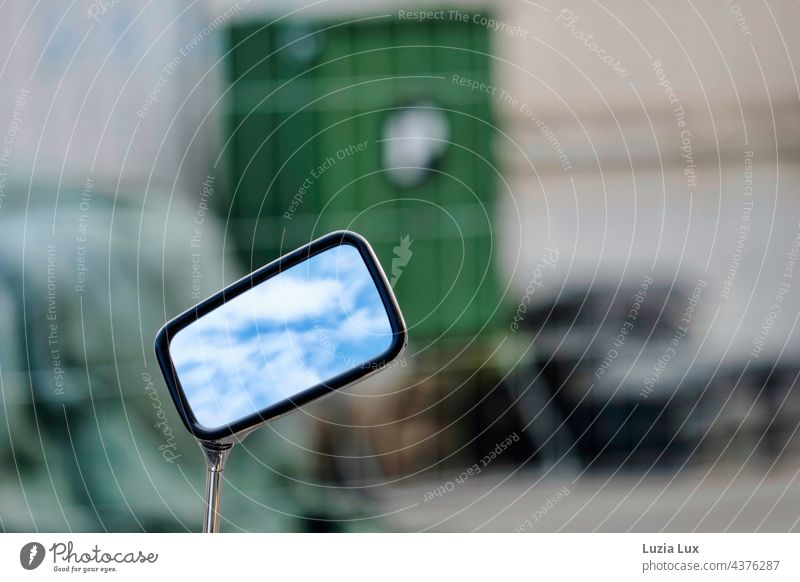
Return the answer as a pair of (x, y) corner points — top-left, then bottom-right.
(154, 231), (407, 531)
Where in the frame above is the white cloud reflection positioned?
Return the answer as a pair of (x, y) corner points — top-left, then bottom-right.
(170, 244), (393, 430)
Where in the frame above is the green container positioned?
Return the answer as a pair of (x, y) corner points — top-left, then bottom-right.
(223, 15), (499, 344)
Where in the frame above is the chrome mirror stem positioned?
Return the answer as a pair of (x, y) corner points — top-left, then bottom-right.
(200, 441), (233, 533)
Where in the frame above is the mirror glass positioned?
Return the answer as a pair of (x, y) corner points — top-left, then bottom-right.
(169, 243), (394, 431)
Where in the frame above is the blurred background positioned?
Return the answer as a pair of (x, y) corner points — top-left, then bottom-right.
(1, 0), (800, 532)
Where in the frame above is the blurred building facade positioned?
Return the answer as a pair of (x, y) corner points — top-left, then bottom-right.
(1, 0), (800, 532)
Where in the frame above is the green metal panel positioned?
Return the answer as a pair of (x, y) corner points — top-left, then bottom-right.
(224, 15), (500, 344)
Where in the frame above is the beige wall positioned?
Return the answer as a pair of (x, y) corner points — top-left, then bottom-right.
(490, 0), (800, 360)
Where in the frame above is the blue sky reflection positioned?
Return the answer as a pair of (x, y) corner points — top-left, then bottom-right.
(170, 244), (393, 430)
